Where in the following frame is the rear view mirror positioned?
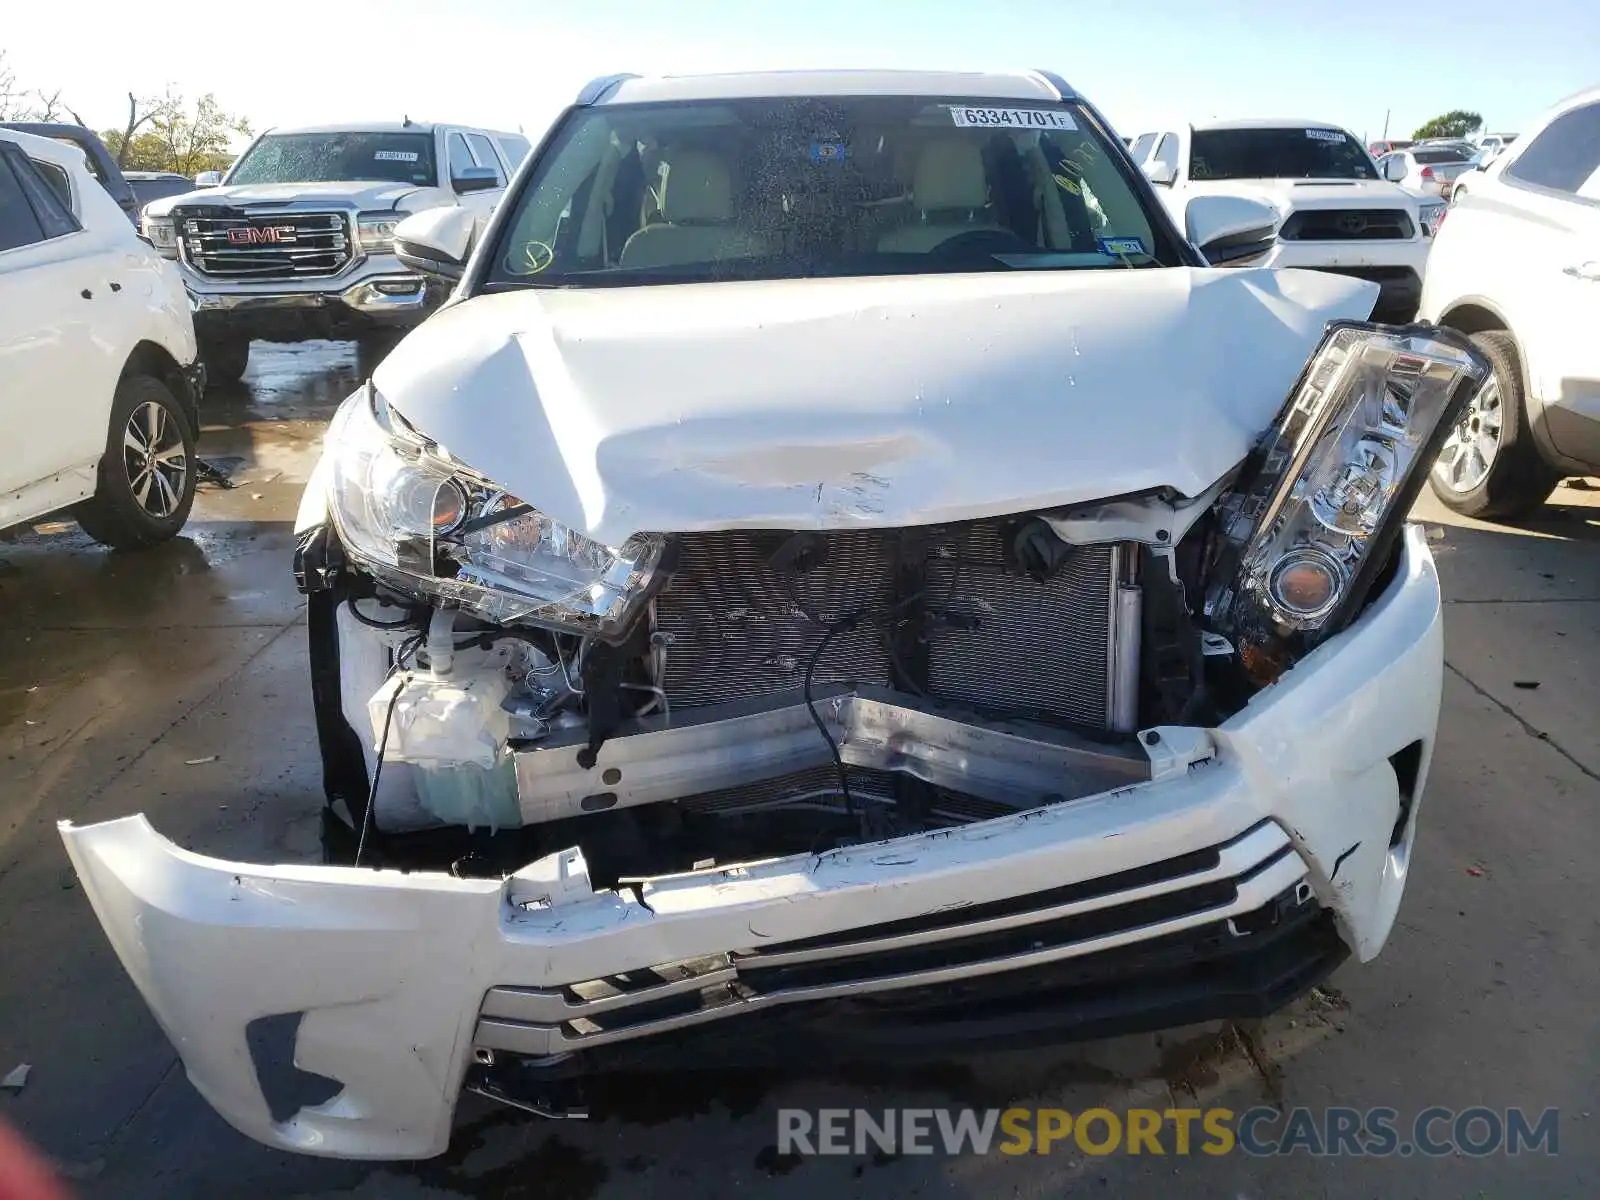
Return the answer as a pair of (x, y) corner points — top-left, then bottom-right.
(194, 171), (222, 188)
(1384, 159), (1408, 183)
(1185, 195), (1279, 266)
(393, 207), (478, 282)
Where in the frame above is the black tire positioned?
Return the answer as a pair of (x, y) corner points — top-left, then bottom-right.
(74, 374), (198, 550)
(198, 332), (250, 385)
(1428, 329), (1559, 519)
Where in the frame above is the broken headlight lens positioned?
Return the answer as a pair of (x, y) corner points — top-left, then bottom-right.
(324, 384), (666, 639)
(1206, 322), (1487, 665)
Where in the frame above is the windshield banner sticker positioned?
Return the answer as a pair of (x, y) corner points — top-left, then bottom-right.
(1304, 129), (1345, 142)
(948, 106), (1078, 131)
(1098, 236), (1147, 257)
(374, 150), (420, 162)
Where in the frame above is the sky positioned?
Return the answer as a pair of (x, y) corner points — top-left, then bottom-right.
(5, 0), (1595, 149)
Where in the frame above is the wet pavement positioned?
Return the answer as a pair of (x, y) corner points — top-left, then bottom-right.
(1, 340), (1597, 1198)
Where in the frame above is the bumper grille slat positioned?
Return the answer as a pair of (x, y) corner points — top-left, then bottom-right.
(654, 524), (1117, 729)
(474, 821), (1309, 1054)
(178, 209), (353, 278)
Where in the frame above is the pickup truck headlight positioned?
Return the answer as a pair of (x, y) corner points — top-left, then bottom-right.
(1205, 322), (1487, 674)
(1417, 202), (1446, 236)
(357, 211), (403, 255)
(324, 385), (666, 638)
(142, 214), (179, 258)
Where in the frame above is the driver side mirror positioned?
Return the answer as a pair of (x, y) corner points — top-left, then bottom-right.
(1383, 158), (1407, 182)
(193, 170), (222, 188)
(451, 165), (500, 194)
(393, 206), (478, 282)
(1141, 160), (1176, 187)
(1185, 195), (1279, 266)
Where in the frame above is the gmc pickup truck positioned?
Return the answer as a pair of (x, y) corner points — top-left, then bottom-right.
(140, 121), (530, 383)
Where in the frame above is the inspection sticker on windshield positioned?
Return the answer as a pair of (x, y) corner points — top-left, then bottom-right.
(948, 106), (1077, 131)
(1304, 129), (1345, 142)
(374, 150), (420, 162)
(1098, 236), (1147, 257)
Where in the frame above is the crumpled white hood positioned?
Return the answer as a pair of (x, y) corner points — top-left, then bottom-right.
(374, 267), (1377, 545)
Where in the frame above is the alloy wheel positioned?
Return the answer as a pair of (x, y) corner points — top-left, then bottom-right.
(122, 400), (189, 518)
(1432, 375), (1503, 494)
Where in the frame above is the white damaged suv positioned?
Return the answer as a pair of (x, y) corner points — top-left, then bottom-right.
(64, 71), (1486, 1159)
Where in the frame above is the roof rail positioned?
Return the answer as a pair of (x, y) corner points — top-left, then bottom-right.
(575, 74), (640, 106)
(1028, 70), (1078, 101)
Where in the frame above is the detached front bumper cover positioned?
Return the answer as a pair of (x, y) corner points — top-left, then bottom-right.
(60, 526), (1444, 1160)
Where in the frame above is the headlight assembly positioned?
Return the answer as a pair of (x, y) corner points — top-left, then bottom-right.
(1417, 202), (1446, 236)
(324, 385), (667, 639)
(143, 215), (179, 258)
(357, 211), (403, 254)
(1205, 322), (1488, 676)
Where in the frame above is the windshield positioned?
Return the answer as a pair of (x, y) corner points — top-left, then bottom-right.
(484, 96), (1181, 289)
(1189, 127), (1378, 181)
(228, 132), (437, 186)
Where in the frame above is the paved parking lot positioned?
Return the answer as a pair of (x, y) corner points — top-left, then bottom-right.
(2, 344), (1596, 1198)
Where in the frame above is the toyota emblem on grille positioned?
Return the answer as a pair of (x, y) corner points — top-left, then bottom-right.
(1336, 214), (1368, 235)
(227, 225), (297, 245)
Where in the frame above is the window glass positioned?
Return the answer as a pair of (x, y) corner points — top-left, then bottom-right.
(1190, 127), (1378, 180)
(228, 132), (437, 186)
(487, 96), (1183, 289)
(465, 133), (506, 183)
(2, 147), (79, 240)
(447, 132), (477, 180)
(1506, 103), (1600, 195)
(0, 153), (48, 252)
(31, 158), (73, 211)
(1153, 134), (1179, 172)
(497, 134), (532, 167)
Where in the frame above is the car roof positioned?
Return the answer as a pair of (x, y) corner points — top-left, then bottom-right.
(0, 125), (90, 169)
(583, 69), (1078, 106)
(261, 121), (521, 138)
(1189, 117), (1353, 133)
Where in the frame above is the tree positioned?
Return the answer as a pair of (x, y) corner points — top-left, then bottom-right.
(0, 50), (82, 123)
(1413, 110), (1484, 140)
(102, 92), (251, 175)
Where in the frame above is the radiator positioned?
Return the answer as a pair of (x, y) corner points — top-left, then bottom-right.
(652, 522), (1122, 730)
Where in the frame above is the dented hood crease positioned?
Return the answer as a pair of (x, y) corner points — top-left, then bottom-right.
(373, 268), (1378, 546)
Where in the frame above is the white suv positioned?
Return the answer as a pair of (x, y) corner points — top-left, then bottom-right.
(1419, 88), (1600, 517)
(0, 127), (202, 548)
(1129, 119), (1442, 320)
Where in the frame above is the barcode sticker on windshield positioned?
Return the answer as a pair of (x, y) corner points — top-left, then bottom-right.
(374, 150), (420, 162)
(1305, 129), (1345, 142)
(948, 106), (1078, 131)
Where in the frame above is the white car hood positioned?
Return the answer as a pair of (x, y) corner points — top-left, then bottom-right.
(144, 179), (424, 216)
(1184, 178), (1419, 213)
(374, 268), (1377, 545)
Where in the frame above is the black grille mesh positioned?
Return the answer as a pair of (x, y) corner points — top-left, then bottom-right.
(653, 523), (1116, 728)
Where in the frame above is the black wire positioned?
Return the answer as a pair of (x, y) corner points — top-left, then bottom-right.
(803, 615), (860, 819)
(346, 596), (419, 630)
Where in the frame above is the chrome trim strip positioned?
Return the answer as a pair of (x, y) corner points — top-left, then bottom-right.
(510, 685), (1149, 825)
(474, 851), (1309, 1056)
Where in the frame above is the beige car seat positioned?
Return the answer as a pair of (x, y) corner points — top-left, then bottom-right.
(619, 150), (767, 268)
(877, 139), (1004, 253)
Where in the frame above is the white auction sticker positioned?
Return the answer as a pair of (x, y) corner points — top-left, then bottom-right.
(374, 150), (420, 162)
(948, 106), (1078, 131)
(1304, 129), (1345, 143)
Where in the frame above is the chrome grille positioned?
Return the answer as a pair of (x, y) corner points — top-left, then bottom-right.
(653, 523), (1118, 729)
(178, 209), (351, 278)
